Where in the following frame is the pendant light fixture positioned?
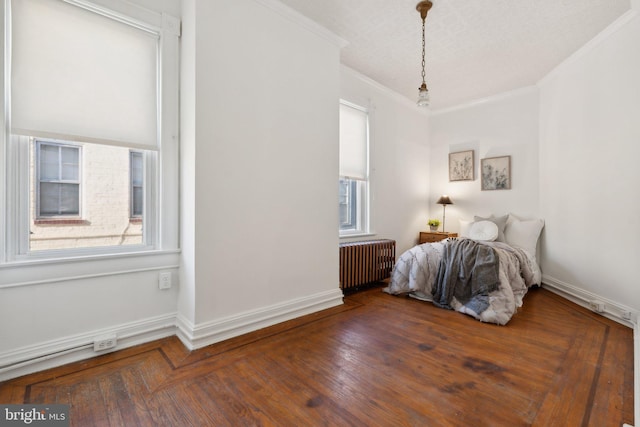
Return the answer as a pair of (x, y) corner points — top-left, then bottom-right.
(416, 1), (433, 107)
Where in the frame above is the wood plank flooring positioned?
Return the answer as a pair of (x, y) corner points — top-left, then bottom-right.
(0, 286), (634, 426)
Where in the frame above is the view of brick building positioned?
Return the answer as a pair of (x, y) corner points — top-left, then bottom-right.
(28, 139), (143, 251)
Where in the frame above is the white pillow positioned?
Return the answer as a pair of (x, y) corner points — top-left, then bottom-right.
(468, 220), (499, 241)
(504, 218), (544, 256)
(474, 214), (508, 242)
(459, 219), (474, 238)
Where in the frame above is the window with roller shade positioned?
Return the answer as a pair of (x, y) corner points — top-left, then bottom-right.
(339, 101), (369, 236)
(3, 0), (180, 258)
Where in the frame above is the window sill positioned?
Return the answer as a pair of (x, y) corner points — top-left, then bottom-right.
(0, 248), (181, 289)
(5, 246), (179, 265)
(340, 232), (377, 240)
(129, 218), (143, 224)
(34, 219), (89, 226)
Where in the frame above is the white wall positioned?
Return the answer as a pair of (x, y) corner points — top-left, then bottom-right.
(428, 88), (540, 231)
(0, 255), (179, 351)
(538, 10), (640, 312)
(340, 67), (431, 254)
(177, 0), (344, 347)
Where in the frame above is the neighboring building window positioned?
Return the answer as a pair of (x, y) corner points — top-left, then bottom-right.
(130, 151), (143, 218)
(37, 141), (81, 217)
(339, 101), (369, 235)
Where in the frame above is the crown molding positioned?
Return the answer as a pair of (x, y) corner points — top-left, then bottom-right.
(429, 86), (539, 116)
(340, 65), (431, 115)
(252, 0), (348, 48)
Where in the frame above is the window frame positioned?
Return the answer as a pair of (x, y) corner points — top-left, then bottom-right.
(1, 0), (180, 263)
(338, 100), (370, 237)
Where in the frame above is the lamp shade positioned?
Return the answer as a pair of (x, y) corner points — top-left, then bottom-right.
(437, 195), (453, 205)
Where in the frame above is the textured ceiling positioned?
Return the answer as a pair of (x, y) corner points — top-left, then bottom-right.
(278, 0), (631, 110)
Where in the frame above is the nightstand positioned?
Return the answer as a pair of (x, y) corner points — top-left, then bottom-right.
(419, 231), (458, 244)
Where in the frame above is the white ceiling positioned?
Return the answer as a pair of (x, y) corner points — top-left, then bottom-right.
(278, 0), (631, 110)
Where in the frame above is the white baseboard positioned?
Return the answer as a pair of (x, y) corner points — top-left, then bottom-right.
(0, 289), (344, 382)
(0, 313), (177, 382)
(177, 288), (344, 350)
(542, 275), (638, 327)
(542, 275), (639, 426)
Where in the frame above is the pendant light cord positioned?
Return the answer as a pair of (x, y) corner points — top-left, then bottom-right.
(421, 18), (426, 86)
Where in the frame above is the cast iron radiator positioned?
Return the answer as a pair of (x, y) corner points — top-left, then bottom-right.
(339, 239), (396, 291)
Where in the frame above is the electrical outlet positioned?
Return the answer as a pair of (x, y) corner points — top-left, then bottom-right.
(159, 272), (172, 290)
(93, 334), (117, 352)
(589, 300), (605, 313)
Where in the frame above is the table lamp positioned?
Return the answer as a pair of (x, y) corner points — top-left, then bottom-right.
(436, 195), (453, 232)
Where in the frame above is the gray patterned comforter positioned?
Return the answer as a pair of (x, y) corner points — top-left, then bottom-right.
(383, 238), (541, 325)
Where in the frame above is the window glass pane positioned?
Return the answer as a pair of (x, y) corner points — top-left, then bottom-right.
(61, 146), (79, 180)
(39, 179), (79, 216)
(130, 151), (143, 218)
(59, 183), (80, 215)
(39, 182), (79, 215)
(39, 182), (61, 215)
(132, 186), (143, 217)
(131, 152), (143, 186)
(339, 178), (358, 231)
(39, 144), (59, 180)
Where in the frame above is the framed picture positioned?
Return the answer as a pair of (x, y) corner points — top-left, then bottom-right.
(449, 150), (474, 181)
(481, 156), (511, 190)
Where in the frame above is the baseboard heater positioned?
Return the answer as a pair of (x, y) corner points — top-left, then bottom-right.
(339, 239), (396, 292)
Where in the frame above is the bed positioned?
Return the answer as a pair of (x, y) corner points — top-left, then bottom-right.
(384, 214), (543, 325)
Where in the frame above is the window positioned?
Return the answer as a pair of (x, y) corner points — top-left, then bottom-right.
(338, 178), (356, 230)
(339, 101), (369, 235)
(36, 141), (81, 217)
(130, 151), (143, 219)
(3, 0), (180, 260)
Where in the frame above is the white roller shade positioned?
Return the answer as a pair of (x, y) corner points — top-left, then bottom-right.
(11, 0), (159, 150)
(339, 103), (368, 180)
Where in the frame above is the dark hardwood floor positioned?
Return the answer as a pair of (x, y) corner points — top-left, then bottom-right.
(0, 286), (634, 426)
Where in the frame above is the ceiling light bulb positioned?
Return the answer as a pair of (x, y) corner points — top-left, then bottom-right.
(417, 83), (430, 107)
